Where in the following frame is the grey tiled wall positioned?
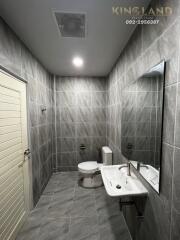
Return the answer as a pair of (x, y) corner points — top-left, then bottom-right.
(107, 0), (180, 239)
(0, 18), (54, 205)
(54, 77), (107, 171)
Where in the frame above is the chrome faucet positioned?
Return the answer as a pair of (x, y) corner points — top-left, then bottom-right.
(137, 162), (149, 172)
(119, 162), (131, 176)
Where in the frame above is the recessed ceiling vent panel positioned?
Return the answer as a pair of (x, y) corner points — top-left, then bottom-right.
(54, 12), (85, 38)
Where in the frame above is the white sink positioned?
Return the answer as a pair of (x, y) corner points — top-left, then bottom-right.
(101, 165), (148, 197)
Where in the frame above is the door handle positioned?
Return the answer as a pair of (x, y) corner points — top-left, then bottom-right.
(24, 149), (30, 156)
(18, 149), (30, 168)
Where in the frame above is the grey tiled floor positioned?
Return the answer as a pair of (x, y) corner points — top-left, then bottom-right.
(16, 172), (132, 240)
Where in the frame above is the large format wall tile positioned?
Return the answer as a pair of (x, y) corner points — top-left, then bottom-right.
(54, 77), (107, 170)
(175, 84), (180, 147)
(173, 147), (180, 213)
(163, 85), (177, 145)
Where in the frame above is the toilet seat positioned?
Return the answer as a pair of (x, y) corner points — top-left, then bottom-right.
(78, 161), (100, 174)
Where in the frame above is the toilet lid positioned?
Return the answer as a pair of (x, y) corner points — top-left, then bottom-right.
(78, 161), (99, 173)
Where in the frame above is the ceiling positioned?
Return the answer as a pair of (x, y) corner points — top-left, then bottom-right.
(0, 0), (150, 77)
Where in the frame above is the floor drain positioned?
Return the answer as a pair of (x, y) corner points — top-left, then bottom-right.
(116, 185), (121, 189)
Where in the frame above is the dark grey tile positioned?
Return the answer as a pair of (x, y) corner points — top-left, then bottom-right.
(16, 216), (41, 240)
(32, 173), (41, 205)
(136, 107), (151, 122)
(92, 108), (106, 122)
(36, 195), (53, 209)
(136, 92), (153, 108)
(31, 151), (40, 177)
(57, 152), (77, 167)
(30, 127), (39, 152)
(95, 188), (119, 217)
(39, 144), (48, 166)
(92, 123), (106, 137)
(60, 123), (76, 137)
(57, 166), (77, 171)
(0, 19), (21, 76)
(51, 172), (77, 183)
(122, 122), (135, 137)
(171, 208), (180, 240)
(116, 124), (121, 149)
(122, 107), (136, 123)
(163, 85), (177, 145)
(137, 77), (153, 92)
(77, 107), (92, 122)
(42, 180), (58, 195)
(159, 19), (180, 59)
(160, 143), (173, 212)
(38, 125), (47, 146)
(47, 197), (73, 218)
(40, 164), (49, 191)
(91, 78), (107, 91)
(57, 137), (76, 152)
(35, 61), (48, 85)
(77, 123), (92, 137)
(21, 46), (37, 78)
(39, 217), (69, 240)
(28, 77), (37, 102)
(74, 184), (95, 200)
(98, 213), (132, 240)
(126, 25), (142, 67)
(135, 137), (150, 150)
(173, 147), (180, 213)
(68, 216), (99, 240)
(29, 102), (38, 127)
(56, 77), (75, 92)
(122, 92), (136, 109)
(74, 78), (92, 92)
(70, 195), (97, 217)
(175, 84), (180, 147)
(56, 91), (76, 107)
(60, 107), (76, 123)
(165, 52), (179, 86)
(142, 40), (161, 75)
(92, 92), (107, 107)
(37, 82), (47, 105)
(136, 122), (151, 137)
(76, 91), (91, 107)
(92, 137), (107, 162)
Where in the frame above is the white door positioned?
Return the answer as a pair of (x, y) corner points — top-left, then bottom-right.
(0, 71), (30, 240)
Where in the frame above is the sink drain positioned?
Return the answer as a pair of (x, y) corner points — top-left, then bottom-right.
(116, 185), (121, 189)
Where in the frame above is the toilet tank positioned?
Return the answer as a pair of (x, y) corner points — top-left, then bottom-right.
(102, 146), (112, 165)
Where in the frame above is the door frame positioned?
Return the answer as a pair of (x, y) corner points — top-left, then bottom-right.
(0, 69), (33, 211)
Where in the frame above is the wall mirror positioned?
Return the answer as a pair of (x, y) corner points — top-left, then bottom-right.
(121, 61), (165, 193)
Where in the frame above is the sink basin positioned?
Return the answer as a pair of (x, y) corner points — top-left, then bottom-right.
(101, 165), (148, 197)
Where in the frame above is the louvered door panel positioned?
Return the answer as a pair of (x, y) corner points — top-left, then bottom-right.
(0, 72), (29, 240)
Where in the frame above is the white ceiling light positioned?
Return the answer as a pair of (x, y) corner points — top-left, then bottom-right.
(72, 56), (84, 68)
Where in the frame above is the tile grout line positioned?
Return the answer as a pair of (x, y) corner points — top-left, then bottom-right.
(53, 75), (58, 172)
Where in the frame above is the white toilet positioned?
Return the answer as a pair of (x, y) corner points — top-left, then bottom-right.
(78, 146), (112, 188)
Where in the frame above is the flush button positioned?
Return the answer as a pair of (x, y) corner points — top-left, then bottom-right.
(116, 185), (121, 189)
